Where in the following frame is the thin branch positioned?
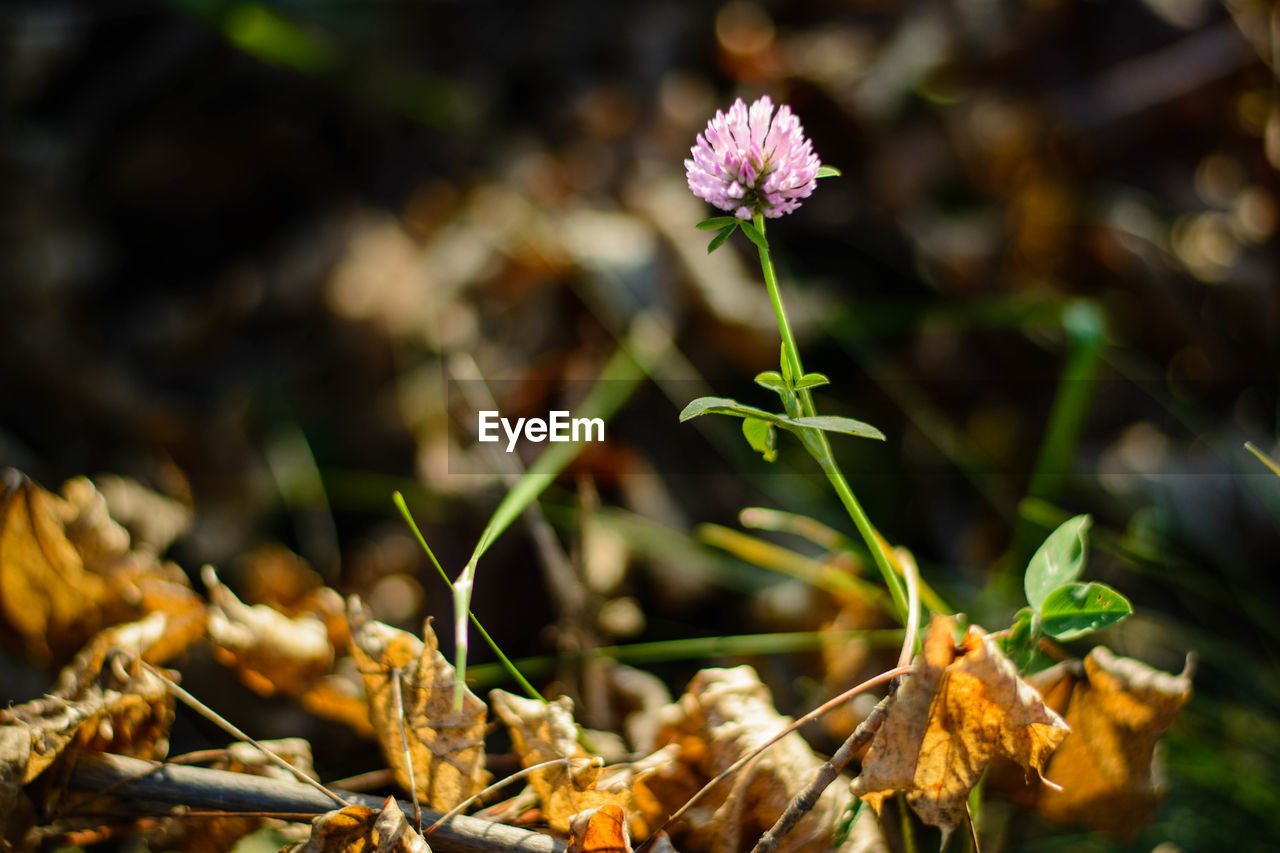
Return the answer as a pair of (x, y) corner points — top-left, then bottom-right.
(425, 757), (599, 835)
(142, 662), (348, 808)
(749, 683), (901, 853)
(68, 752), (566, 853)
(896, 548), (921, 669)
(391, 666), (424, 830)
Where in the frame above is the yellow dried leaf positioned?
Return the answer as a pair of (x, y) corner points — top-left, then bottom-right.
(292, 797), (430, 853)
(490, 691), (638, 834)
(648, 666), (851, 853)
(851, 616), (1070, 834)
(1031, 647), (1192, 837)
(348, 599), (488, 811)
(568, 804), (631, 853)
(0, 614), (175, 788)
(0, 471), (204, 667)
(205, 566), (334, 697)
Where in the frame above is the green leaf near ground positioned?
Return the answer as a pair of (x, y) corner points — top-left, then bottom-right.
(680, 398), (885, 442)
(1002, 607), (1038, 670)
(1039, 581), (1132, 640)
(1025, 514), (1091, 610)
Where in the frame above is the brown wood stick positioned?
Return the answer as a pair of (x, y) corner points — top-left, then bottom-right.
(68, 752), (565, 853)
(749, 686), (898, 853)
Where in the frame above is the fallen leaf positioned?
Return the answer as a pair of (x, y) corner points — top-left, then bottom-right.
(0, 613), (176, 840)
(648, 665), (852, 853)
(568, 804), (631, 853)
(205, 566), (335, 697)
(290, 796), (430, 852)
(0, 471), (204, 667)
(490, 690), (642, 834)
(850, 616), (1070, 835)
(1029, 647), (1192, 837)
(347, 598), (488, 811)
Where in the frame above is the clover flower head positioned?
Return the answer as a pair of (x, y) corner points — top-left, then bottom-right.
(685, 95), (821, 220)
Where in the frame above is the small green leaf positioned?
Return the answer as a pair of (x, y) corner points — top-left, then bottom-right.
(816, 164), (842, 178)
(795, 372), (830, 390)
(1040, 582), (1132, 641)
(1001, 607), (1038, 670)
(742, 418), (778, 462)
(739, 220), (769, 250)
(1025, 514), (1091, 611)
(679, 396), (778, 423)
(789, 415), (885, 441)
(706, 224), (736, 253)
(697, 216), (740, 230)
(754, 371), (786, 392)
(779, 344), (794, 385)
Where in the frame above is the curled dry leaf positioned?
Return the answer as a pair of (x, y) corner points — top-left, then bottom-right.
(291, 796), (430, 853)
(568, 804), (631, 853)
(850, 616), (1070, 835)
(347, 598), (488, 811)
(0, 470), (203, 667)
(1020, 647), (1192, 837)
(490, 690), (669, 836)
(205, 566), (335, 697)
(0, 614), (175, 838)
(648, 666), (851, 853)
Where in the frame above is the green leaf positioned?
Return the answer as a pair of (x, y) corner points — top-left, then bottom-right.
(779, 344), (794, 385)
(816, 164), (842, 178)
(795, 372), (830, 390)
(1001, 607), (1038, 670)
(706, 224), (736, 253)
(739, 220), (768, 250)
(1024, 514), (1091, 611)
(742, 418), (778, 462)
(697, 216), (740, 230)
(754, 371), (785, 392)
(679, 396), (779, 423)
(1040, 582), (1132, 641)
(789, 415), (885, 441)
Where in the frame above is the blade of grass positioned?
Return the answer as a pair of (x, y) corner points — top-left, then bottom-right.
(393, 492), (542, 701)
(449, 345), (646, 705)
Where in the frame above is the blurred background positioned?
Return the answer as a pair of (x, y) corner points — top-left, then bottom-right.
(2, 0), (1278, 850)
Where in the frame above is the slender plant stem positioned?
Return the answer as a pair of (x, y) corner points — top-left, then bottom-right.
(752, 214), (909, 621)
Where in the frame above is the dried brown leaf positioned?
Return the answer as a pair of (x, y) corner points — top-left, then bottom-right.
(851, 616), (1070, 834)
(205, 566), (335, 697)
(0, 471), (204, 667)
(348, 599), (488, 811)
(1031, 647), (1192, 837)
(648, 665), (851, 853)
(292, 796), (430, 853)
(567, 804), (631, 853)
(0, 612), (175, 834)
(491, 691), (651, 834)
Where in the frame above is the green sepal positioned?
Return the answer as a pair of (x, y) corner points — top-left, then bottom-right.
(1039, 582), (1132, 641)
(742, 418), (778, 462)
(739, 220), (768, 250)
(1024, 514), (1091, 611)
(706, 224), (736, 253)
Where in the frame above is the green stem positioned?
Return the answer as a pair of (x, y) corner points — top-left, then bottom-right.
(752, 214), (910, 622)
